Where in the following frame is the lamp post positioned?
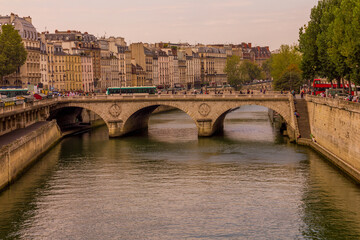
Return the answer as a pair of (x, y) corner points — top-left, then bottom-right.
(63, 74), (66, 93)
(118, 72), (123, 94)
(204, 70), (208, 93)
(51, 73), (54, 91)
(214, 71), (217, 94)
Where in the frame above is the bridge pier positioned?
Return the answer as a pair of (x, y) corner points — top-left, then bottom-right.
(197, 119), (223, 137)
(108, 120), (124, 137)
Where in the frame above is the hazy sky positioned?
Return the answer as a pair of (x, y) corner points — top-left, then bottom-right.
(1, 0), (318, 50)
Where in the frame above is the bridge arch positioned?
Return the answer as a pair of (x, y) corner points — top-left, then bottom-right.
(120, 102), (199, 136)
(48, 102), (110, 132)
(210, 101), (295, 138)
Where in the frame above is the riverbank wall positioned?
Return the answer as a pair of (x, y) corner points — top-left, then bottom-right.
(0, 120), (62, 191)
(304, 96), (360, 182)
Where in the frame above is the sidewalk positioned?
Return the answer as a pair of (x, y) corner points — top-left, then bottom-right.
(0, 121), (49, 149)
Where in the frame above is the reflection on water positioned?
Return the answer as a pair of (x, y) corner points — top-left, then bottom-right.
(0, 105), (360, 239)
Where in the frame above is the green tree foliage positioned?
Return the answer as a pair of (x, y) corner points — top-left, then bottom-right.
(329, 0), (360, 86)
(270, 45), (302, 91)
(299, 0), (360, 90)
(261, 59), (272, 80)
(224, 55), (242, 89)
(273, 64), (303, 91)
(0, 24), (27, 81)
(299, 1), (323, 81)
(240, 60), (263, 83)
(316, 0), (341, 85)
(224, 56), (263, 89)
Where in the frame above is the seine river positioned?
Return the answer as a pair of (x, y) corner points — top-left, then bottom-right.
(1, 106), (360, 240)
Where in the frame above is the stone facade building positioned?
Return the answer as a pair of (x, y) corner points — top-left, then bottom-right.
(198, 47), (227, 86)
(0, 13), (40, 87)
(0, 14), (272, 91)
(81, 55), (94, 92)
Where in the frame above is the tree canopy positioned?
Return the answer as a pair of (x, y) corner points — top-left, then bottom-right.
(224, 56), (263, 89)
(240, 60), (264, 83)
(269, 45), (303, 91)
(273, 64), (302, 91)
(224, 55), (242, 88)
(0, 24), (27, 81)
(299, 0), (360, 88)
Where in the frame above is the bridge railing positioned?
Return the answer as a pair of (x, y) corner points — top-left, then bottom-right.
(52, 93), (290, 102)
(0, 98), (57, 115)
(0, 94), (291, 112)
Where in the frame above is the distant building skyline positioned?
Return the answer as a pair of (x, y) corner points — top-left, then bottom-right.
(1, 0), (318, 50)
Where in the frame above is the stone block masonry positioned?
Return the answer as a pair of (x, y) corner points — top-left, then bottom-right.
(306, 96), (360, 182)
(0, 120), (62, 191)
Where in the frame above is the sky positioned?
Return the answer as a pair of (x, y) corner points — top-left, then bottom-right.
(1, 0), (318, 50)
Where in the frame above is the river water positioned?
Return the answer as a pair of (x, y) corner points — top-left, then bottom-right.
(1, 106), (360, 240)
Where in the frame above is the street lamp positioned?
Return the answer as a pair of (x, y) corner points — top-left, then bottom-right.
(63, 74), (66, 93)
(204, 70), (208, 93)
(214, 71), (217, 94)
(51, 73), (54, 91)
(118, 72), (123, 94)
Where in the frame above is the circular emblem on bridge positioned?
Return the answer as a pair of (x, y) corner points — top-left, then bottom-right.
(198, 103), (211, 117)
(109, 104), (122, 118)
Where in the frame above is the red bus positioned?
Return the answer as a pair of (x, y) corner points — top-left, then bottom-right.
(312, 79), (356, 95)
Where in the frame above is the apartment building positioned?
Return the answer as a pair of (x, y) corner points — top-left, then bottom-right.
(81, 55), (94, 92)
(0, 13), (41, 87)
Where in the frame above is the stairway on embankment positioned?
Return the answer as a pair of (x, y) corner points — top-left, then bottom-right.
(295, 98), (311, 139)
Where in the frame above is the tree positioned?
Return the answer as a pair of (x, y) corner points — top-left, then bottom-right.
(273, 64), (303, 91)
(0, 24), (27, 83)
(224, 55), (242, 89)
(261, 59), (272, 80)
(240, 60), (263, 83)
(224, 56), (263, 89)
(270, 44), (302, 91)
(329, 0), (360, 93)
(316, 0), (342, 86)
(299, 1), (323, 83)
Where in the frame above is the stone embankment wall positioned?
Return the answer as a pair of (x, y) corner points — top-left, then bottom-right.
(306, 96), (360, 181)
(0, 120), (62, 191)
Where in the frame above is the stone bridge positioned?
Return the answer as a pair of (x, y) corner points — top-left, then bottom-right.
(47, 94), (298, 139)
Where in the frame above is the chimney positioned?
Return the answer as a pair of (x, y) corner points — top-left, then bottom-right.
(10, 13), (16, 23)
(24, 16), (32, 24)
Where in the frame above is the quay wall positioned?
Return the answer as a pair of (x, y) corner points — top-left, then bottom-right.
(0, 120), (62, 191)
(306, 96), (360, 182)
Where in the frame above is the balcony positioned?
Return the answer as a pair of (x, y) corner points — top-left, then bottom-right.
(26, 47), (41, 51)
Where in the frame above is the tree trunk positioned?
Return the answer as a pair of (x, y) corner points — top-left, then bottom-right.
(337, 77), (341, 89)
(342, 78), (346, 92)
(349, 80), (352, 95)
